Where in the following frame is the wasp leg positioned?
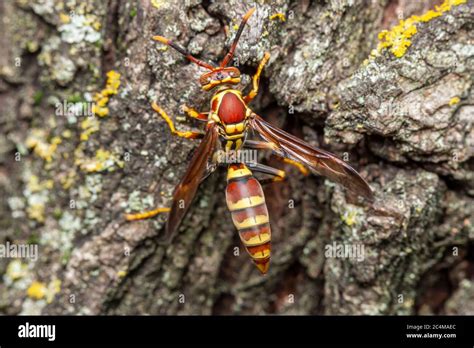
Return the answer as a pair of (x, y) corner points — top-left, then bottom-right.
(279, 158), (310, 176)
(125, 207), (171, 221)
(247, 162), (287, 184)
(243, 52), (271, 104)
(223, 24), (230, 39)
(244, 140), (310, 176)
(182, 104), (208, 121)
(152, 102), (204, 139)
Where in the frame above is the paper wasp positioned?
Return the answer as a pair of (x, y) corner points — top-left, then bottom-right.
(125, 7), (373, 274)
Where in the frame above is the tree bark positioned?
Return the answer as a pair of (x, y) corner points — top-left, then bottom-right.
(0, 0), (473, 315)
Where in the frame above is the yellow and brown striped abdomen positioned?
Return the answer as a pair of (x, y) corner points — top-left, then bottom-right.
(225, 164), (271, 274)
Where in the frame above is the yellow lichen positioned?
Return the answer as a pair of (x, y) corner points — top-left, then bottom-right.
(80, 117), (100, 141)
(27, 279), (61, 303)
(117, 270), (127, 278)
(92, 70), (121, 117)
(60, 170), (77, 190)
(151, 0), (165, 9)
(27, 175), (54, 193)
(27, 281), (47, 300)
(26, 130), (62, 162)
(59, 13), (70, 24)
(341, 209), (359, 226)
(27, 203), (46, 223)
(74, 71), (121, 174)
(449, 96), (460, 106)
(377, 21), (417, 58)
(46, 279), (61, 303)
(76, 147), (124, 173)
(92, 21), (101, 31)
(83, 15), (102, 31)
(269, 13), (286, 22)
(62, 129), (72, 138)
(374, 0), (466, 58)
(24, 174), (52, 223)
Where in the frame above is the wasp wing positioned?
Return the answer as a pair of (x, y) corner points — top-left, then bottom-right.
(163, 123), (219, 241)
(249, 114), (373, 200)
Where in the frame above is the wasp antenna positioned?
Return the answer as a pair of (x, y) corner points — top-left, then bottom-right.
(153, 35), (215, 70)
(220, 7), (256, 67)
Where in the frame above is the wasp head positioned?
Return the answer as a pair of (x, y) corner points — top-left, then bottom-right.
(199, 67), (241, 91)
(153, 7), (255, 92)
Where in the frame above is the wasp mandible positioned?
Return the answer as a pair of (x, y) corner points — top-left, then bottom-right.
(126, 8), (373, 274)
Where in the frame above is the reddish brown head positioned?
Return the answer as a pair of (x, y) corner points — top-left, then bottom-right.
(199, 67), (241, 91)
(152, 7), (255, 91)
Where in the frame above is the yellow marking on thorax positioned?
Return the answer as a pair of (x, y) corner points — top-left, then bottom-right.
(211, 113), (220, 123)
(232, 215), (269, 229)
(226, 124), (236, 134)
(223, 133), (245, 140)
(225, 89), (243, 97)
(225, 124), (236, 133)
(210, 89), (248, 149)
(228, 196), (265, 211)
(225, 122), (245, 134)
(202, 78), (241, 91)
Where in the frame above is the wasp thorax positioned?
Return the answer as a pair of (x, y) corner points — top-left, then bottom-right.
(200, 67), (241, 91)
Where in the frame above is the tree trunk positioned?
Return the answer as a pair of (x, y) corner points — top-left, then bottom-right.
(0, 0), (473, 315)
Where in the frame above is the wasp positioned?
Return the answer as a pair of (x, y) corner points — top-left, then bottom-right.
(125, 8), (373, 274)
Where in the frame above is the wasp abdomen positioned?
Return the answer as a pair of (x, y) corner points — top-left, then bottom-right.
(226, 164), (271, 274)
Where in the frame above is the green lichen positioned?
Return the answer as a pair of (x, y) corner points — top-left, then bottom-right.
(58, 14), (101, 44)
(123, 190), (155, 213)
(21, 171), (54, 223)
(33, 91), (44, 106)
(67, 93), (84, 103)
(51, 55), (77, 86)
(39, 211), (80, 255)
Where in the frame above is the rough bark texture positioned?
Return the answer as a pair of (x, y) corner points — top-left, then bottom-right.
(0, 0), (473, 315)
